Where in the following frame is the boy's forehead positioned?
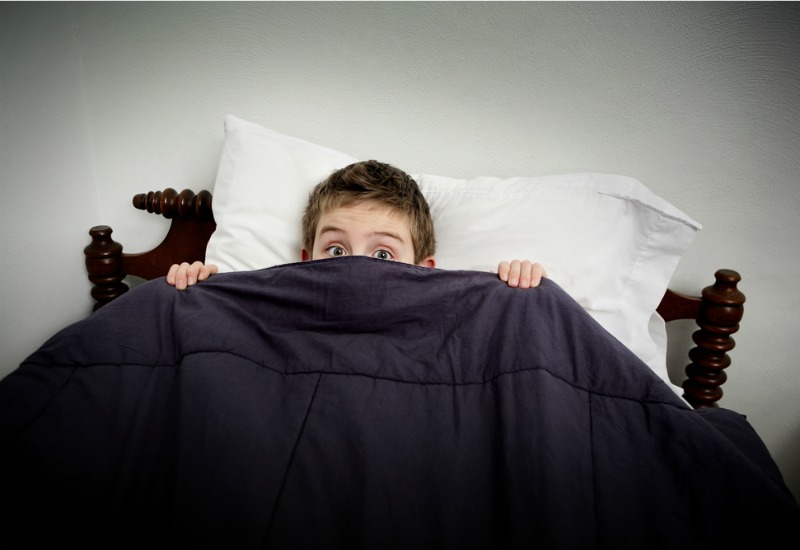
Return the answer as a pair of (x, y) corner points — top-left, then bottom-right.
(320, 199), (407, 218)
(316, 202), (411, 234)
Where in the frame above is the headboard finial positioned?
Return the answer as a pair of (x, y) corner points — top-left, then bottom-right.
(132, 188), (214, 220)
(84, 225), (129, 310)
(682, 269), (745, 408)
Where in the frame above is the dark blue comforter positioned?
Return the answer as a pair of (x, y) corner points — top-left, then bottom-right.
(1, 257), (798, 548)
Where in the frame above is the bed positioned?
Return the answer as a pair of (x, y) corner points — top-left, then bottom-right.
(2, 116), (798, 547)
(84, 185), (745, 410)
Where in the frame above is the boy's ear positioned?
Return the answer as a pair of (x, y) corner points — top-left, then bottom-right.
(301, 248), (311, 262)
(417, 256), (436, 268)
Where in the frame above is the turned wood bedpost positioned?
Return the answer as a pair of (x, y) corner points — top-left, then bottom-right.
(85, 225), (129, 310)
(85, 188), (216, 310)
(682, 269), (746, 408)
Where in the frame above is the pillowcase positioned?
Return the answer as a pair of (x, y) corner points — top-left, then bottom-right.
(205, 115), (358, 271)
(206, 115), (701, 396)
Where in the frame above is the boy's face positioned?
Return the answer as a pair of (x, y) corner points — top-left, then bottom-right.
(301, 202), (435, 267)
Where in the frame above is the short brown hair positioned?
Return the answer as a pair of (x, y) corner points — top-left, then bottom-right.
(302, 160), (436, 263)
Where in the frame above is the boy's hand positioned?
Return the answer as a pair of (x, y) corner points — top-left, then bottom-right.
(166, 262), (219, 290)
(497, 260), (547, 288)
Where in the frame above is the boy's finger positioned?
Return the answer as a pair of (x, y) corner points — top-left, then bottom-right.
(166, 264), (179, 285)
(175, 262), (191, 290)
(530, 263), (547, 287)
(497, 261), (511, 281)
(198, 264), (219, 282)
(186, 261), (204, 286)
(508, 259), (521, 287)
(518, 260), (533, 288)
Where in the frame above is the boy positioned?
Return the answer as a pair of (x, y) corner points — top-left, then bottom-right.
(167, 160), (546, 289)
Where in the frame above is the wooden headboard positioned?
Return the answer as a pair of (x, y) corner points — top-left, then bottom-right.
(84, 188), (745, 410)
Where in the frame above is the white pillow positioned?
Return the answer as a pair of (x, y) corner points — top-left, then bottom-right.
(205, 115), (358, 271)
(206, 115), (701, 396)
(417, 173), (700, 395)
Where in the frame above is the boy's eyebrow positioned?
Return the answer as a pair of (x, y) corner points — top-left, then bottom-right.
(317, 225), (342, 236)
(374, 231), (405, 244)
(317, 225), (347, 239)
(318, 225), (405, 242)
(370, 230), (405, 242)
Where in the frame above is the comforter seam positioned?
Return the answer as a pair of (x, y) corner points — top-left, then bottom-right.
(262, 371), (324, 547)
(19, 358), (689, 410)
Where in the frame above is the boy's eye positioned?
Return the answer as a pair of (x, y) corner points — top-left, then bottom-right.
(372, 250), (393, 261)
(326, 246), (347, 257)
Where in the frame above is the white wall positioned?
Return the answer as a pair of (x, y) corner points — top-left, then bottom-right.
(2, 2), (798, 500)
(0, 3), (99, 369)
